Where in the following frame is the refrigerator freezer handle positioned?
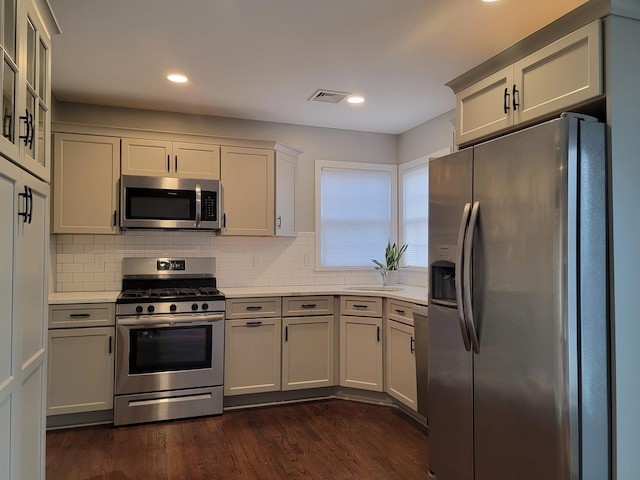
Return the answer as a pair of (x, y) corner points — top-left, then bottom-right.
(463, 201), (481, 354)
(456, 202), (472, 352)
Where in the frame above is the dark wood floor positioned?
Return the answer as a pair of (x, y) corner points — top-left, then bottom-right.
(46, 399), (429, 480)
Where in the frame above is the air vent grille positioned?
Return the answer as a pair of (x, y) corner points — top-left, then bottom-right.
(308, 89), (351, 104)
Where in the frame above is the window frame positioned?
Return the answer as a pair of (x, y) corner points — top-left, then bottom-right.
(315, 159), (397, 270)
(398, 147), (450, 271)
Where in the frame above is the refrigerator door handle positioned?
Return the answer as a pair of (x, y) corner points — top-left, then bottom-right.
(463, 201), (481, 354)
(455, 202), (472, 351)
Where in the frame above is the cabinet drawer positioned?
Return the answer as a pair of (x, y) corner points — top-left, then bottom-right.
(226, 297), (282, 319)
(49, 303), (115, 328)
(386, 299), (415, 326)
(283, 296), (334, 317)
(340, 296), (383, 318)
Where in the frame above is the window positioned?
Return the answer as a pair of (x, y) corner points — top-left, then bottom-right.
(399, 148), (450, 269)
(316, 160), (397, 268)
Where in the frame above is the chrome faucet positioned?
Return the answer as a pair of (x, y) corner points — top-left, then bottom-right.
(375, 265), (389, 286)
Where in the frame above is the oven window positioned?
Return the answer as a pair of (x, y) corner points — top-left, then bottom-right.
(126, 188), (195, 220)
(129, 326), (212, 374)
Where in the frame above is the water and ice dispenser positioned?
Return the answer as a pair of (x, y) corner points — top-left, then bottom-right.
(429, 244), (457, 306)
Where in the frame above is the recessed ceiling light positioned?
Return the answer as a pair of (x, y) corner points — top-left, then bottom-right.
(167, 74), (188, 83)
(347, 96), (365, 104)
(482, 0), (499, 2)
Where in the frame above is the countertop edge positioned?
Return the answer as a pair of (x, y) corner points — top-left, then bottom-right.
(219, 285), (428, 306)
(48, 285), (429, 307)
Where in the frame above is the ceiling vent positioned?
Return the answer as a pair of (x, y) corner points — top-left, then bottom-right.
(308, 89), (351, 104)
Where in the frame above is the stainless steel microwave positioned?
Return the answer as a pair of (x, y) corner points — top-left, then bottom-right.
(120, 175), (222, 230)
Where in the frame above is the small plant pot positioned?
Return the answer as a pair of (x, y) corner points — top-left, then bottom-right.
(387, 270), (399, 285)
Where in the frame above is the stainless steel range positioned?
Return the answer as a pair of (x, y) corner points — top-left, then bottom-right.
(114, 257), (225, 426)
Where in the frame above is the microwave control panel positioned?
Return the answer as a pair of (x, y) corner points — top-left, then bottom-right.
(202, 192), (218, 221)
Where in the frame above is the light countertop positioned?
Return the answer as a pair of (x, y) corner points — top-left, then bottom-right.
(49, 291), (121, 305)
(219, 284), (428, 306)
(49, 285), (428, 307)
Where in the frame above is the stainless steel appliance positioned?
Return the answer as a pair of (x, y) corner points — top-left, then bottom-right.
(114, 257), (225, 426)
(412, 304), (429, 419)
(120, 175), (222, 230)
(427, 114), (609, 480)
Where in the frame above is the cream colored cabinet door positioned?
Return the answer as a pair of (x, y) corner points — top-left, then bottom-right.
(173, 142), (220, 179)
(47, 327), (115, 415)
(52, 133), (120, 234)
(386, 320), (417, 411)
(220, 146), (274, 236)
(16, 169), (48, 480)
(122, 138), (220, 179)
(275, 150), (296, 237)
(224, 317), (281, 395)
(282, 316), (334, 391)
(339, 315), (383, 392)
(0, 159), (20, 480)
(20, 0), (53, 182)
(456, 66), (514, 146)
(514, 20), (602, 125)
(121, 138), (172, 176)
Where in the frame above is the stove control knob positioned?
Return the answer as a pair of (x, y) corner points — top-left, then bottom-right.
(202, 303), (209, 311)
(192, 303), (199, 311)
(170, 304), (177, 312)
(136, 305), (143, 314)
(147, 305), (155, 313)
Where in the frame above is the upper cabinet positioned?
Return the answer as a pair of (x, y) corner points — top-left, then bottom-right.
(221, 143), (299, 237)
(455, 20), (602, 146)
(121, 138), (220, 179)
(0, 0), (58, 182)
(275, 146), (297, 237)
(52, 133), (120, 234)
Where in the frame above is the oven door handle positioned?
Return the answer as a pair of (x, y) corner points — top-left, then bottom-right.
(117, 313), (224, 326)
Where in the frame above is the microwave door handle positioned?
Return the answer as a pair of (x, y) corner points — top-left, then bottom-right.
(195, 184), (202, 228)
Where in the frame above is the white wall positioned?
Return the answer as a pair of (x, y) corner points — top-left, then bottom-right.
(398, 109), (455, 164)
(53, 102), (398, 233)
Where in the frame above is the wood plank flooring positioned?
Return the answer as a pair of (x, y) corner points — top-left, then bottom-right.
(46, 399), (429, 480)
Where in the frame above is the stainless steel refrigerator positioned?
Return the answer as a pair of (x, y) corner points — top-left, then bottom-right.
(427, 114), (609, 480)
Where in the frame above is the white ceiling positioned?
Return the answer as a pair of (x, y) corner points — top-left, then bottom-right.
(49, 0), (587, 135)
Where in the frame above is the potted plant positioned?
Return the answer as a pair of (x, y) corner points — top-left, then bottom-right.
(372, 241), (408, 285)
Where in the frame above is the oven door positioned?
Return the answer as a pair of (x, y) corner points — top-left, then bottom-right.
(115, 313), (224, 395)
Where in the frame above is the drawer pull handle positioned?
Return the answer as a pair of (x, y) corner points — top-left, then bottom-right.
(377, 326), (381, 342)
(301, 304), (317, 309)
(285, 325), (289, 341)
(353, 304), (368, 309)
(395, 309), (406, 315)
(69, 313), (91, 319)
(246, 321), (263, 326)
(410, 336), (415, 354)
(246, 306), (263, 311)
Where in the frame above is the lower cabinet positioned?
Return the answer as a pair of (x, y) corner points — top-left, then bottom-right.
(282, 296), (335, 390)
(386, 320), (417, 410)
(47, 304), (115, 416)
(224, 317), (282, 395)
(224, 297), (283, 396)
(339, 296), (383, 392)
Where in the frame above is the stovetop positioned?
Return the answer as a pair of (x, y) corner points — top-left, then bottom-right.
(116, 258), (225, 315)
(119, 286), (222, 301)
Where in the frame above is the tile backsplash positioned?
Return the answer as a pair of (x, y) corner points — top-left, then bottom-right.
(51, 231), (428, 292)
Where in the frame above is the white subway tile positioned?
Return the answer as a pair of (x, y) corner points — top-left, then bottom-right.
(62, 244), (84, 254)
(73, 235), (94, 244)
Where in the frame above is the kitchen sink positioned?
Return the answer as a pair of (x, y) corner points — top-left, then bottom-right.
(345, 286), (404, 292)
